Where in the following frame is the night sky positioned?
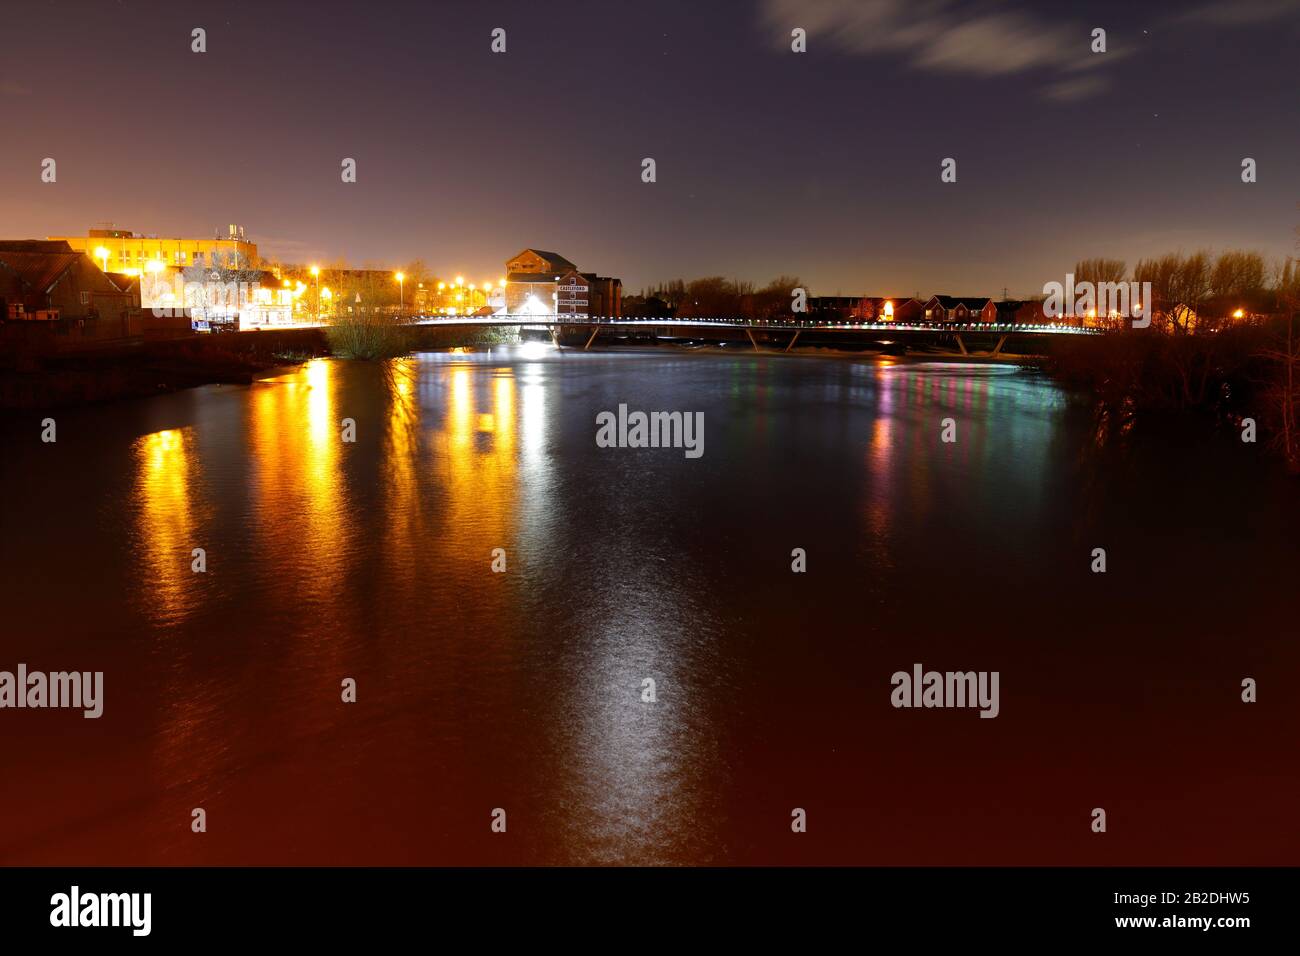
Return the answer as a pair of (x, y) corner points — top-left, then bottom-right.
(2, 0), (1297, 296)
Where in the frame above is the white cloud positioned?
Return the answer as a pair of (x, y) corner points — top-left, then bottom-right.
(761, 0), (1114, 96)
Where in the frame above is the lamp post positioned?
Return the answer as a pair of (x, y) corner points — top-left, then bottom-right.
(94, 246), (110, 274)
(396, 272), (405, 316)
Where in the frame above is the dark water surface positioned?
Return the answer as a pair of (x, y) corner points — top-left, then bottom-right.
(2, 346), (1297, 864)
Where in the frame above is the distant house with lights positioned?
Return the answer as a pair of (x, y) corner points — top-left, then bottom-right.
(806, 295), (924, 322)
(923, 295), (997, 323)
(504, 248), (622, 317)
(863, 296), (923, 323)
(806, 296), (865, 320)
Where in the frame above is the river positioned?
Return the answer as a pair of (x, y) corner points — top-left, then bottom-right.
(2, 345), (1296, 865)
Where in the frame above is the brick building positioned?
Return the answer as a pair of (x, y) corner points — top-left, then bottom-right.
(504, 248), (621, 317)
(923, 295), (998, 323)
(0, 240), (146, 347)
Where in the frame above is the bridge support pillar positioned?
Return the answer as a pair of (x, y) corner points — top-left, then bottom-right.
(991, 334), (1007, 357)
(784, 329), (801, 352)
(584, 326), (600, 350)
(745, 328), (760, 351)
(548, 326), (560, 348)
(954, 333), (968, 356)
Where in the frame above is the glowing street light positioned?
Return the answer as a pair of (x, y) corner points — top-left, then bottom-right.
(1233, 308), (1245, 320)
(395, 271), (405, 314)
(310, 265), (320, 322)
(93, 246), (110, 273)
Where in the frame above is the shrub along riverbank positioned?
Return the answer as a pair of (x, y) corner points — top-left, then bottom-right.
(324, 316), (517, 358)
(1032, 318), (1299, 472)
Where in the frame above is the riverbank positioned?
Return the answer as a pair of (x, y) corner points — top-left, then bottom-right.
(1031, 322), (1299, 472)
(0, 328), (329, 409)
(0, 324), (519, 409)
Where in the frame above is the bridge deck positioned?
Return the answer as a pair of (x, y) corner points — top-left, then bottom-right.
(407, 316), (1099, 336)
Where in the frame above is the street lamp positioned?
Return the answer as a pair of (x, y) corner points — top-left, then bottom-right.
(310, 266), (320, 322)
(395, 272), (405, 315)
(94, 246), (110, 273)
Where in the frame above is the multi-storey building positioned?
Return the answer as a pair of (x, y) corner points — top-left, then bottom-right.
(503, 249), (621, 317)
(48, 224), (258, 274)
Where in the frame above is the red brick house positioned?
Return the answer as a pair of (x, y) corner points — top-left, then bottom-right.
(923, 295), (997, 323)
(0, 240), (142, 347)
(862, 296), (923, 322)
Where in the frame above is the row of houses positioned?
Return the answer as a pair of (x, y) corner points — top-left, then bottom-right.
(807, 295), (1058, 325)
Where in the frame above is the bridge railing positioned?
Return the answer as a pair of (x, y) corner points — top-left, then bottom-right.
(408, 314), (1102, 334)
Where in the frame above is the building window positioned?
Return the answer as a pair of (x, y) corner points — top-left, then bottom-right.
(80, 291), (90, 305)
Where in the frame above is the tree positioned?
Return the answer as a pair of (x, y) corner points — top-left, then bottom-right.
(1258, 258), (1300, 471)
(1135, 251), (1211, 334)
(752, 276), (804, 319)
(1074, 257), (1126, 286)
(1208, 250), (1268, 321)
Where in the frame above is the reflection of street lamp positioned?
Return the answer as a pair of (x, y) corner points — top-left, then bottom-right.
(395, 272), (405, 315)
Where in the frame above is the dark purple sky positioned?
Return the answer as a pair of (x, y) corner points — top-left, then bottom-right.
(2, 0), (1297, 296)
